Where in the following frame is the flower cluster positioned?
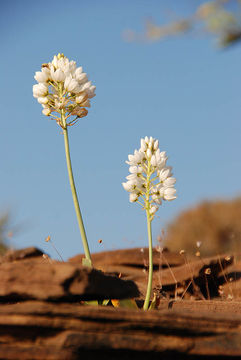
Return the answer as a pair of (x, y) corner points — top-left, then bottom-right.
(33, 53), (96, 127)
(122, 136), (176, 218)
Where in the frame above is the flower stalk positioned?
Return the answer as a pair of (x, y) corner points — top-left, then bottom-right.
(143, 208), (153, 310)
(33, 54), (96, 266)
(122, 136), (177, 310)
(61, 111), (92, 267)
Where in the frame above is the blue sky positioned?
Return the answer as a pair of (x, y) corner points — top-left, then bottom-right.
(1, 0), (241, 260)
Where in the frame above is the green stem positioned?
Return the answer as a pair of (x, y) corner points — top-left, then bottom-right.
(61, 111), (92, 267)
(143, 157), (153, 310)
(143, 210), (153, 310)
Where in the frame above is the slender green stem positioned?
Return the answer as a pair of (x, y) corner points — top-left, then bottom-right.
(143, 157), (153, 310)
(143, 210), (153, 310)
(61, 111), (92, 267)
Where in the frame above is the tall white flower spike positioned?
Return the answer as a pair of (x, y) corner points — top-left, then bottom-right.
(33, 53), (96, 128)
(33, 53), (95, 268)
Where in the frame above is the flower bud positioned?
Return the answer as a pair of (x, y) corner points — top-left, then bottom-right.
(151, 155), (157, 167)
(146, 148), (152, 159)
(129, 166), (138, 174)
(71, 106), (88, 118)
(87, 85), (96, 98)
(122, 181), (134, 192)
(75, 71), (88, 84)
(42, 108), (51, 116)
(163, 177), (176, 187)
(163, 187), (177, 201)
(140, 138), (147, 151)
(76, 93), (88, 104)
(150, 205), (159, 215)
(81, 81), (92, 91)
(33, 83), (48, 98)
(129, 193), (138, 202)
(64, 76), (79, 92)
(75, 67), (83, 78)
(81, 99), (90, 108)
(159, 168), (170, 181)
(52, 55), (58, 68)
(34, 70), (49, 83)
(154, 139), (159, 150)
(51, 68), (65, 82)
(148, 136), (154, 148)
(37, 96), (48, 105)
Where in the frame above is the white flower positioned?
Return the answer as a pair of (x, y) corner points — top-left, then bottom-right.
(68, 60), (77, 74)
(33, 83), (48, 98)
(52, 55), (59, 68)
(129, 193), (138, 202)
(148, 136), (154, 148)
(163, 177), (176, 187)
(122, 177), (143, 192)
(51, 68), (65, 82)
(76, 93), (87, 104)
(123, 136), (177, 218)
(146, 148), (152, 159)
(74, 66), (83, 78)
(153, 139), (159, 150)
(151, 155), (157, 167)
(64, 75), (79, 92)
(75, 70), (88, 84)
(129, 166), (142, 174)
(163, 187), (177, 201)
(33, 53), (95, 124)
(34, 69), (50, 83)
(122, 181), (134, 192)
(140, 138), (147, 152)
(150, 205), (159, 215)
(86, 85), (96, 98)
(42, 107), (51, 116)
(159, 167), (172, 181)
(152, 195), (162, 205)
(126, 150), (144, 166)
(37, 96), (48, 105)
(81, 80), (92, 91)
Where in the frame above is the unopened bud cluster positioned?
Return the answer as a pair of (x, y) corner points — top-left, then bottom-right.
(33, 53), (96, 127)
(122, 137), (176, 219)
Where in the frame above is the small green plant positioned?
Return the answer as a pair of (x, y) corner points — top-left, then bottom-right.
(33, 53), (96, 267)
(122, 136), (176, 310)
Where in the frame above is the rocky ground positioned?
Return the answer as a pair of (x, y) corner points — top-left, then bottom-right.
(0, 246), (241, 359)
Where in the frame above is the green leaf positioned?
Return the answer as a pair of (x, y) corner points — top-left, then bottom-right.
(83, 299), (110, 306)
(111, 299), (138, 309)
(101, 299), (110, 306)
(148, 293), (157, 310)
(84, 300), (99, 306)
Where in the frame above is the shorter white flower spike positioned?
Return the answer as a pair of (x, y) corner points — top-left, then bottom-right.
(122, 137), (176, 219)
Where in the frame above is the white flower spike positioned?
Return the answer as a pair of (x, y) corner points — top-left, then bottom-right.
(122, 136), (176, 220)
(122, 137), (177, 311)
(33, 53), (96, 128)
(33, 53), (95, 268)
